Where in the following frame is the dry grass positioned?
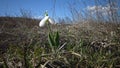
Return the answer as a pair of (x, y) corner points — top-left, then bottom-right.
(0, 17), (120, 68)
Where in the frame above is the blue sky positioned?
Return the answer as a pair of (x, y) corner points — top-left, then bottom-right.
(0, 0), (119, 20)
(0, 0), (93, 18)
(0, 0), (73, 18)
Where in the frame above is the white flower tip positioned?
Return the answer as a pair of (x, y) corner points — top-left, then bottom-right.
(39, 16), (49, 27)
(48, 18), (55, 24)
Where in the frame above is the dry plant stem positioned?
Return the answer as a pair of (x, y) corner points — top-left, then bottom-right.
(41, 60), (50, 68)
(40, 52), (70, 57)
(57, 42), (67, 52)
(40, 51), (81, 57)
(71, 51), (81, 57)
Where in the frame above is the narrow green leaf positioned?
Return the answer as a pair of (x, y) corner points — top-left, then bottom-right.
(54, 31), (59, 47)
(48, 33), (56, 53)
(48, 33), (55, 46)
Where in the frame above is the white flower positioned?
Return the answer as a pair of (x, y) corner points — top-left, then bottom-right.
(48, 17), (55, 24)
(39, 16), (49, 27)
(39, 15), (55, 27)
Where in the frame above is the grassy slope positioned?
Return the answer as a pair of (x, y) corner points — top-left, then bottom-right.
(0, 17), (120, 68)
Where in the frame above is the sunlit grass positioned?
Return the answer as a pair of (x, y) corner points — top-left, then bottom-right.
(0, 17), (120, 68)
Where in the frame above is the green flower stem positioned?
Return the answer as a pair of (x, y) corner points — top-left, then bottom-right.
(47, 22), (56, 55)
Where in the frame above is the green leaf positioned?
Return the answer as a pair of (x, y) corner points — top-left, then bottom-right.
(48, 32), (57, 53)
(48, 33), (55, 46)
(54, 31), (59, 47)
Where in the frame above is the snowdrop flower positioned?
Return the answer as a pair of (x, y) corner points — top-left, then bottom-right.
(39, 11), (55, 27)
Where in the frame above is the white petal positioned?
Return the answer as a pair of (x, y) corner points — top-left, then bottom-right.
(39, 16), (49, 27)
(48, 18), (55, 24)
